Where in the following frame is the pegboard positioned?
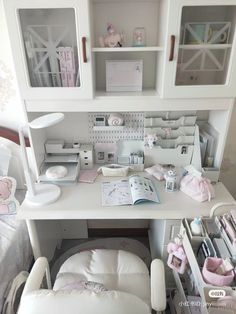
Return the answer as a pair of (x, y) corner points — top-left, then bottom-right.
(88, 112), (144, 144)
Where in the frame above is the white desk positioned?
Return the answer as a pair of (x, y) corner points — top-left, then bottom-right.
(18, 174), (235, 260)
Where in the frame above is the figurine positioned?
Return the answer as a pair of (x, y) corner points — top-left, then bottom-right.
(99, 23), (124, 48)
(145, 133), (158, 149)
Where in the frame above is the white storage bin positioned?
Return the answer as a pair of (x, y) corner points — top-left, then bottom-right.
(79, 144), (93, 170)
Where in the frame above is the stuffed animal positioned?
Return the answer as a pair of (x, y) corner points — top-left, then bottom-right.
(145, 133), (158, 149)
(0, 176), (19, 215)
(99, 23), (124, 48)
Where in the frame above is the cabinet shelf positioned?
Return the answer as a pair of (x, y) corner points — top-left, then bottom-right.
(92, 46), (164, 52)
(179, 44), (232, 50)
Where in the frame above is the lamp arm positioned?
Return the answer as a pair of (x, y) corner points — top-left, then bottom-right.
(18, 126), (36, 196)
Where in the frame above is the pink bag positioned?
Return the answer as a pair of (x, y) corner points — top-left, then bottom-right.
(180, 174), (215, 202)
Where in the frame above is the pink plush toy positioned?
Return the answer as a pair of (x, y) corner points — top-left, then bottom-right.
(0, 176), (19, 215)
(167, 237), (188, 274)
(99, 23), (124, 48)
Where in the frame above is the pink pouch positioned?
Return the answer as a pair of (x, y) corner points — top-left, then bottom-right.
(202, 257), (234, 286)
(180, 174), (215, 202)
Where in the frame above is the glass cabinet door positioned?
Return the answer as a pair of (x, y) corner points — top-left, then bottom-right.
(19, 8), (80, 88)
(175, 5), (235, 86)
(4, 0), (92, 100)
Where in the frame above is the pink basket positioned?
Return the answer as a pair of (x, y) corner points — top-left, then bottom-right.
(202, 257), (234, 286)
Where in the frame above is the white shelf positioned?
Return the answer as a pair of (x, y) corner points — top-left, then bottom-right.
(92, 46), (164, 52)
(93, 125), (125, 131)
(95, 89), (159, 98)
(179, 44), (232, 50)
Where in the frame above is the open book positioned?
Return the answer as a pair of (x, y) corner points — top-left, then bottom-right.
(102, 175), (160, 206)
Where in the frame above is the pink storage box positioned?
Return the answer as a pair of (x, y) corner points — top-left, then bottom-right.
(202, 257), (234, 286)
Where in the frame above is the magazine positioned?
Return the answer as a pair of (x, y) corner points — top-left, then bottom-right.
(101, 175), (160, 206)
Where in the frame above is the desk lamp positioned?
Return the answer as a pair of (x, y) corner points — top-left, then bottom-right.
(19, 113), (64, 206)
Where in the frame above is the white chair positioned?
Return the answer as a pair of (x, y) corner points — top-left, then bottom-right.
(18, 249), (166, 314)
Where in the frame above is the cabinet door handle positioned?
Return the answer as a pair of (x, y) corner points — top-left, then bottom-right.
(82, 37), (87, 63)
(169, 35), (175, 61)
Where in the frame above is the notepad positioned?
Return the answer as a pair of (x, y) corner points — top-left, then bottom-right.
(78, 169), (98, 183)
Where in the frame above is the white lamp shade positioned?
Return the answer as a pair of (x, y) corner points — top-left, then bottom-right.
(29, 113), (64, 129)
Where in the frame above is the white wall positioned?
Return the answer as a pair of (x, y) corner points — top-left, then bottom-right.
(220, 105), (236, 198)
(0, 0), (26, 130)
(1, 0), (236, 199)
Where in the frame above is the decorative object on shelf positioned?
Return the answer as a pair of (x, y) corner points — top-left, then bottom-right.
(98, 164), (131, 177)
(107, 113), (124, 126)
(133, 27), (146, 47)
(99, 23), (124, 48)
(183, 22), (231, 45)
(144, 133), (158, 149)
(19, 113), (64, 206)
(106, 60), (143, 92)
(164, 169), (178, 192)
(0, 176), (19, 215)
(167, 236), (188, 274)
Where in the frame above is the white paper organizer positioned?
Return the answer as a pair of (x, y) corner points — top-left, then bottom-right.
(144, 115), (197, 167)
(145, 126), (196, 138)
(144, 116), (197, 128)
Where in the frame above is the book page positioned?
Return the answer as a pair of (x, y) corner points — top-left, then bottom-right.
(101, 180), (133, 206)
(129, 175), (160, 204)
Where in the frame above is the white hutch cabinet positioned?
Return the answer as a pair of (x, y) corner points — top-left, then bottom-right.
(4, 0), (236, 101)
(4, 0), (93, 100)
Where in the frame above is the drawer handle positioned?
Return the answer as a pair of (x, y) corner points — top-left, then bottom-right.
(169, 35), (175, 61)
(82, 37), (87, 63)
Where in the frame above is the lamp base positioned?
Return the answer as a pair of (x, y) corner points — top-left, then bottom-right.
(25, 183), (61, 206)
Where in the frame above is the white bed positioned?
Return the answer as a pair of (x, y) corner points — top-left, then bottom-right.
(0, 128), (32, 312)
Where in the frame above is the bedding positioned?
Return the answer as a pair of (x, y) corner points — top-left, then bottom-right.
(0, 128), (32, 312)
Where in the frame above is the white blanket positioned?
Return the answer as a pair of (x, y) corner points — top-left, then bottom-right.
(0, 191), (32, 311)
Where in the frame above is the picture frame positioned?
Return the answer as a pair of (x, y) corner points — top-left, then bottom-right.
(94, 143), (117, 164)
(167, 251), (187, 274)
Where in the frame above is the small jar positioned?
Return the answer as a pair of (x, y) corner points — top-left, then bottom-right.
(133, 27), (146, 47)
